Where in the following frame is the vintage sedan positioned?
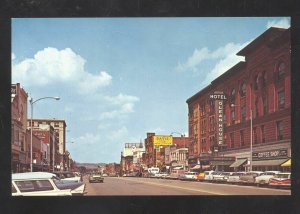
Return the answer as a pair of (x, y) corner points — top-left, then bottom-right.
(89, 173), (104, 183)
(227, 172), (246, 184)
(239, 171), (264, 184)
(53, 171), (82, 182)
(54, 179), (86, 196)
(212, 172), (233, 183)
(12, 172), (72, 196)
(254, 171), (281, 186)
(269, 172), (291, 189)
(179, 172), (198, 181)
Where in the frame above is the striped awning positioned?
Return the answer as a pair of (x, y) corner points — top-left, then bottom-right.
(230, 159), (248, 168)
(281, 159), (291, 167)
(251, 159), (288, 166)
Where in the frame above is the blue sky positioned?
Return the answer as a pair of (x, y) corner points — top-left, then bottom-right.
(12, 17), (290, 163)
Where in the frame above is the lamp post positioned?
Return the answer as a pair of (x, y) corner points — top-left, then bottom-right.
(230, 103), (253, 172)
(29, 96), (60, 172)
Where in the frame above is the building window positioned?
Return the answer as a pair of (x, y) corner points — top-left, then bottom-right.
(231, 109), (235, 125)
(209, 116), (215, 132)
(253, 127), (258, 144)
(278, 62), (286, 80)
(262, 71), (267, 87)
(240, 82), (246, 97)
(262, 95), (268, 115)
(201, 119), (206, 134)
(230, 89), (236, 104)
(210, 100), (215, 113)
(200, 104), (206, 117)
(255, 97), (259, 118)
(254, 75), (259, 90)
(261, 125), (266, 143)
(230, 133), (234, 148)
(54, 122), (59, 127)
(278, 90), (285, 110)
(240, 130), (245, 146)
(277, 121), (284, 140)
(201, 138), (206, 145)
(241, 105), (246, 122)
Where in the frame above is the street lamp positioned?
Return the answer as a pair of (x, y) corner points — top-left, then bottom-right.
(29, 96), (60, 172)
(230, 103), (253, 171)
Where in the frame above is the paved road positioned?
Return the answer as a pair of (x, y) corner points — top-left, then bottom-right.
(84, 176), (291, 196)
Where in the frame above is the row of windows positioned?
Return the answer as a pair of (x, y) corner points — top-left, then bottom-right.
(228, 121), (285, 148)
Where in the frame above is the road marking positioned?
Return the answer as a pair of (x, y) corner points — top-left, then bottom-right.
(117, 177), (225, 195)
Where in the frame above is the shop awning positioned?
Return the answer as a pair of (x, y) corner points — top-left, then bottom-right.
(281, 159), (291, 167)
(191, 165), (200, 169)
(229, 159), (248, 168)
(210, 160), (235, 166)
(251, 159), (288, 166)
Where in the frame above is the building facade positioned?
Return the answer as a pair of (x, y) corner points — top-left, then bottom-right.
(186, 27), (291, 172)
(11, 83), (28, 172)
(27, 118), (67, 170)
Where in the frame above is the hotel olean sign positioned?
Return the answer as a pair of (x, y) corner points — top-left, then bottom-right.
(209, 92), (227, 145)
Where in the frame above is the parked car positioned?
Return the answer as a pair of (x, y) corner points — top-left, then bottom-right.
(197, 172), (206, 181)
(269, 172), (291, 189)
(53, 171), (82, 182)
(255, 171), (281, 186)
(89, 173), (104, 183)
(212, 172), (233, 183)
(179, 172), (198, 181)
(227, 172), (246, 184)
(153, 172), (169, 178)
(239, 171), (264, 184)
(203, 171), (215, 182)
(12, 172), (72, 196)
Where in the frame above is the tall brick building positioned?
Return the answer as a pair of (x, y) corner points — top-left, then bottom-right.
(186, 27), (291, 172)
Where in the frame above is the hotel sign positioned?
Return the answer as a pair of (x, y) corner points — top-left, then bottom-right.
(209, 92), (227, 145)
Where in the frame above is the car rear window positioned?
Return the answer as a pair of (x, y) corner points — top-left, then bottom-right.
(15, 180), (54, 192)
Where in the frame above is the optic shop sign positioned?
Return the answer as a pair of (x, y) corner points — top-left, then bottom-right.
(209, 92), (227, 145)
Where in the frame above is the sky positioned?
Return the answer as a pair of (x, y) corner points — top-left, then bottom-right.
(11, 17), (290, 163)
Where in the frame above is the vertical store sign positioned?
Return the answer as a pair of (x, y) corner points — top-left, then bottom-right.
(209, 92), (227, 145)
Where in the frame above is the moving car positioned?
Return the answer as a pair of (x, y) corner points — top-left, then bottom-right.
(89, 173), (104, 183)
(239, 171), (264, 184)
(254, 171), (281, 186)
(12, 172), (72, 196)
(227, 172), (246, 184)
(269, 172), (291, 189)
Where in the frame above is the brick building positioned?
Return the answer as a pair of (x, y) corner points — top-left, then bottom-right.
(186, 27), (291, 172)
(11, 83), (28, 172)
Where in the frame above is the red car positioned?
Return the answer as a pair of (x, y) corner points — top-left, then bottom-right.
(269, 172), (291, 188)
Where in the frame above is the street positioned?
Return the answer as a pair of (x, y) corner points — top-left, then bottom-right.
(84, 176), (291, 196)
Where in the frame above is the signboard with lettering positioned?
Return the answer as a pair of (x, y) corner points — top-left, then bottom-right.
(153, 135), (173, 146)
(252, 149), (288, 160)
(209, 92), (226, 145)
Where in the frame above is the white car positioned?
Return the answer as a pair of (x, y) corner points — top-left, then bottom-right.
(179, 172), (198, 181)
(12, 172), (72, 196)
(255, 171), (281, 186)
(203, 171), (215, 181)
(53, 171), (82, 182)
(227, 172), (246, 184)
(212, 172), (233, 182)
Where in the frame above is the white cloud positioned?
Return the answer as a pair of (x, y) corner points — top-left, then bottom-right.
(99, 93), (140, 120)
(177, 41), (249, 86)
(266, 18), (290, 29)
(76, 133), (101, 145)
(176, 42), (246, 73)
(107, 126), (128, 141)
(12, 47), (112, 94)
(12, 53), (16, 61)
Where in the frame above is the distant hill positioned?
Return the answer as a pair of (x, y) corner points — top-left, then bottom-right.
(75, 163), (106, 169)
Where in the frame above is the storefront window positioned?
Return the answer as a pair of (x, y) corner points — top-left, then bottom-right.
(278, 62), (285, 80)
(278, 90), (285, 110)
